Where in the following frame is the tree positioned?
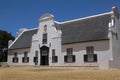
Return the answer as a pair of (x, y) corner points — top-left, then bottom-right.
(0, 30), (14, 62)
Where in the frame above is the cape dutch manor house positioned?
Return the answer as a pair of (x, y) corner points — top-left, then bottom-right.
(8, 7), (120, 69)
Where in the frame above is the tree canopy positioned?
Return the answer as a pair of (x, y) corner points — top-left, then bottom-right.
(0, 30), (15, 62)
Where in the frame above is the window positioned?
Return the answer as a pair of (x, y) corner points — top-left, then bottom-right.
(42, 50), (48, 56)
(22, 51), (29, 63)
(84, 46), (97, 62)
(52, 49), (58, 63)
(52, 49), (55, 56)
(64, 48), (75, 63)
(24, 52), (28, 57)
(42, 25), (47, 44)
(33, 51), (38, 65)
(35, 51), (38, 57)
(12, 52), (18, 63)
(44, 25), (47, 33)
(86, 46), (94, 54)
(66, 48), (73, 62)
(67, 48), (73, 56)
(42, 33), (47, 44)
(14, 53), (17, 57)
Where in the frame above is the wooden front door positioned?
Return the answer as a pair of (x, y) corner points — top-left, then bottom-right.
(40, 46), (49, 65)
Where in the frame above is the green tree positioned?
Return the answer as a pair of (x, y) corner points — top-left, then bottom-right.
(0, 30), (14, 62)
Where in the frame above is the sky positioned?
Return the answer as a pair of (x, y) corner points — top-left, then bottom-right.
(0, 0), (120, 37)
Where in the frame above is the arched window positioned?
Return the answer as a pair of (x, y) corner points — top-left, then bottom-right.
(44, 25), (47, 33)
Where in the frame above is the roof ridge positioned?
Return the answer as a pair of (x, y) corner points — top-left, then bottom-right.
(25, 28), (38, 32)
(59, 12), (112, 24)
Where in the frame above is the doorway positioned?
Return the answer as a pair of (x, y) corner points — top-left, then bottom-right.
(40, 46), (49, 65)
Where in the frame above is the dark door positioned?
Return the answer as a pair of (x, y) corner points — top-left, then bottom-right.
(40, 46), (49, 65)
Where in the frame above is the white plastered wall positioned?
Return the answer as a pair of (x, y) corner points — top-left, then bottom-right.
(30, 14), (62, 66)
(109, 16), (120, 69)
(8, 48), (31, 66)
(61, 40), (111, 69)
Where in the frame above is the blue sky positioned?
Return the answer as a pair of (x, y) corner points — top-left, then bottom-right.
(0, 0), (120, 37)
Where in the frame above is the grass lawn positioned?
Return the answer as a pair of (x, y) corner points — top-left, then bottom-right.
(0, 67), (120, 80)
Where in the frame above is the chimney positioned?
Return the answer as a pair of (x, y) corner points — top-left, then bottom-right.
(8, 40), (13, 47)
(112, 6), (120, 19)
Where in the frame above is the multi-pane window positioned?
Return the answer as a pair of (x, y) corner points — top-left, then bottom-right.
(35, 51), (38, 57)
(24, 52), (28, 57)
(52, 49), (58, 63)
(67, 48), (73, 62)
(52, 49), (55, 56)
(22, 51), (29, 63)
(87, 47), (94, 54)
(14, 53), (17, 57)
(42, 33), (47, 44)
(34, 51), (38, 65)
(84, 46), (97, 62)
(64, 48), (75, 63)
(12, 52), (18, 63)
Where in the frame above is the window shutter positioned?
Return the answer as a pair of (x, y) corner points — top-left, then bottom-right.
(84, 55), (88, 62)
(27, 57), (29, 62)
(13, 57), (18, 63)
(16, 57), (18, 63)
(52, 56), (54, 63)
(55, 56), (58, 62)
(72, 55), (75, 62)
(12, 58), (15, 63)
(34, 57), (36, 62)
(94, 54), (97, 62)
(64, 56), (67, 62)
(22, 57), (24, 63)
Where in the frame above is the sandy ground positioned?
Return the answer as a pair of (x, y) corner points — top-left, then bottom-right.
(0, 66), (120, 80)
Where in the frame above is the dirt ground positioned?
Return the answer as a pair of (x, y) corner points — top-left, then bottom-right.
(0, 67), (120, 80)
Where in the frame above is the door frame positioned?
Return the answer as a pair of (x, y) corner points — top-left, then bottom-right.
(40, 46), (49, 65)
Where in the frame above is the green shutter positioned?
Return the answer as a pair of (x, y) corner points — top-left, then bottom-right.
(64, 56), (67, 62)
(12, 58), (15, 63)
(22, 57), (24, 63)
(55, 56), (58, 62)
(72, 55), (75, 62)
(27, 57), (29, 62)
(94, 54), (97, 62)
(33, 57), (35, 62)
(84, 55), (87, 62)
(16, 57), (18, 63)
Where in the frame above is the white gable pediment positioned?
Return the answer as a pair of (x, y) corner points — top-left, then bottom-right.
(39, 13), (54, 22)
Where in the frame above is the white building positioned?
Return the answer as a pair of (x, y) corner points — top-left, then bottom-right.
(8, 7), (120, 69)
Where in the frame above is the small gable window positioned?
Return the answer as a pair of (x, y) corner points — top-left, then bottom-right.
(44, 25), (47, 33)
